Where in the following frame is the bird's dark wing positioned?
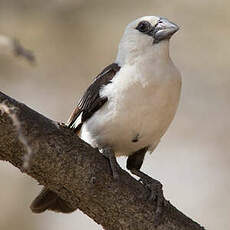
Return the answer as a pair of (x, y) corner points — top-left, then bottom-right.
(67, 63), (120, 132)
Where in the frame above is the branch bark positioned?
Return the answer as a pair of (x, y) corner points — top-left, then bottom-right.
(0, 91), (205, 230)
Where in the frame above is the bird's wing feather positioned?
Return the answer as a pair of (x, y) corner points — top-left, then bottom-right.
(67, 63), (120, 132)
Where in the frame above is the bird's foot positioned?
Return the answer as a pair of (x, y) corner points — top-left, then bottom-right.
(100, 147), (119, 180)
(131, 169), (166, 226)
(57, 122), (68, 128)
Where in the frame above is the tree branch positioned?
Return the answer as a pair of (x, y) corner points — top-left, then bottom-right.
(0, 91), (205, 230)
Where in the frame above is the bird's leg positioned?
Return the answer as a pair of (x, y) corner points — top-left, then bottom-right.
(100, 146), (119, 180)
(130, 169), (165, 225)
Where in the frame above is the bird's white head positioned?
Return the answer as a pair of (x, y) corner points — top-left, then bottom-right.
(116, 16), (179, 65)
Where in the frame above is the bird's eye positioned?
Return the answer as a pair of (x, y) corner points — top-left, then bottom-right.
(136, 21), (151, 33)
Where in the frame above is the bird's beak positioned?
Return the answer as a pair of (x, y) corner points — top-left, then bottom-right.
(153, 18), (179, 43)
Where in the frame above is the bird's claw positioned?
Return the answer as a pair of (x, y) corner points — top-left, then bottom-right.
(58, 122), (67, 127)
(138, 174), (166, 226)
(140, 176), (163, 199)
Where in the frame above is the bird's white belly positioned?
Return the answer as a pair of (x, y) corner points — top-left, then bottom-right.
(80, 71), (181, 156)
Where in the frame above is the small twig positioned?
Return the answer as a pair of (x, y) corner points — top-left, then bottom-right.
(13, 39), (35, 63)
(0, 101), (33, 170)
(0, 35), (35, 64)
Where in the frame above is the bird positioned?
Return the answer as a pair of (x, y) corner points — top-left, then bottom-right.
(30, 16), (181, 216)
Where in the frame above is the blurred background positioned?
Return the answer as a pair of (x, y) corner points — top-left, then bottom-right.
(0, 0), (229, 229)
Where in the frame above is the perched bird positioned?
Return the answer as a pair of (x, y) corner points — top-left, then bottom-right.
(31, 16), (181, 215)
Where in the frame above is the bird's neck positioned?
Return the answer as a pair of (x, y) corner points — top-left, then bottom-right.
(116, 40), (170, 66)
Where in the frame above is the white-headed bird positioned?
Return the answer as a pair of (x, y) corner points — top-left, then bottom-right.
(31, 16), (181, 217)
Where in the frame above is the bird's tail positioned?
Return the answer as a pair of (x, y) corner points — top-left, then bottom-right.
(30, 187), (76, 213)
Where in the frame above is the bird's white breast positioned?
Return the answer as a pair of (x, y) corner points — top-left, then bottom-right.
(80, 57), (181, 156)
